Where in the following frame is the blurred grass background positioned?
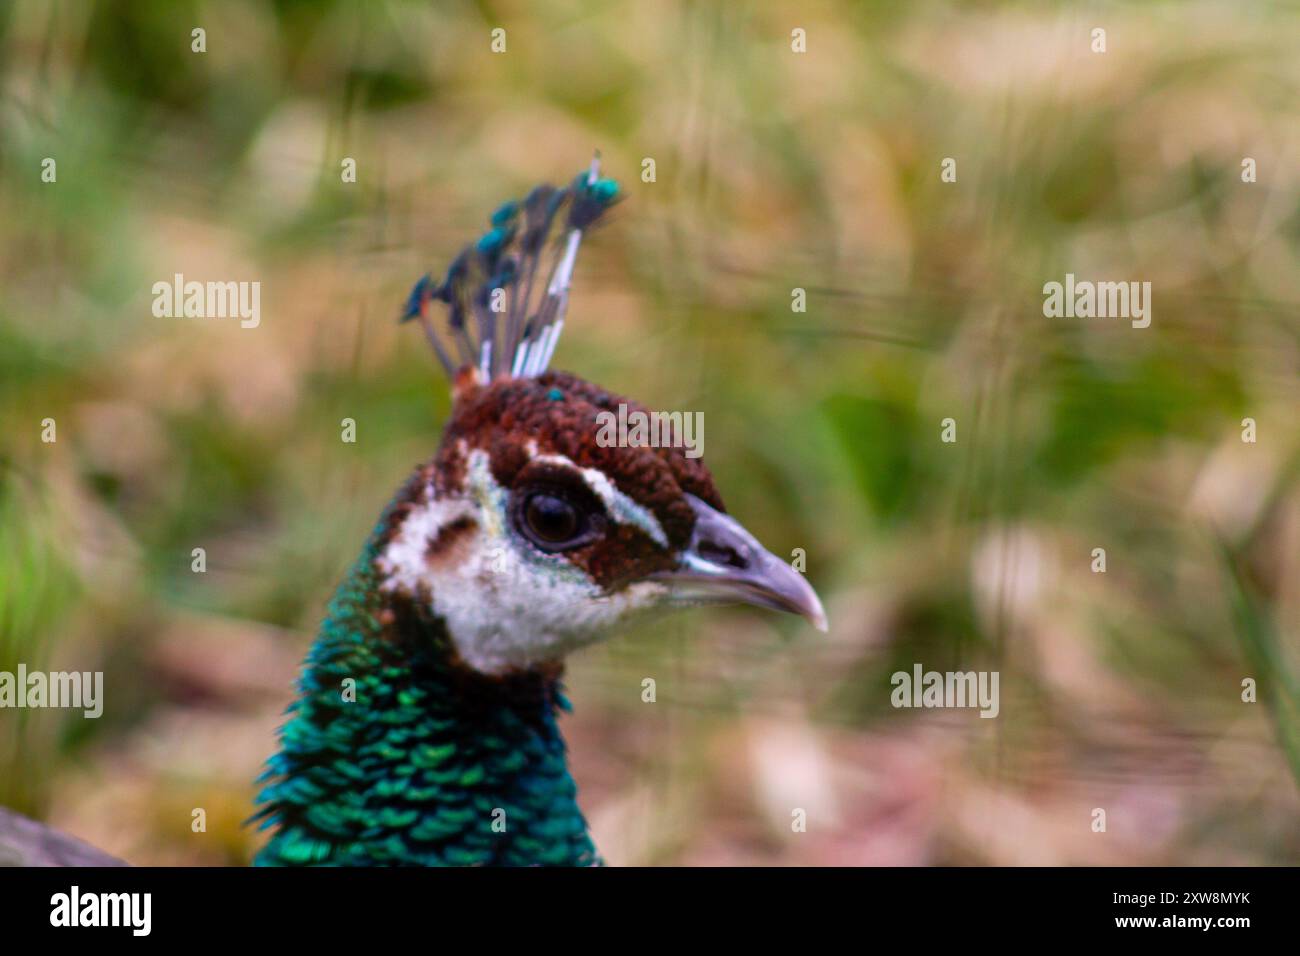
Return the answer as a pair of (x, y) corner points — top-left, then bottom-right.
(1, 0), (1299, 864)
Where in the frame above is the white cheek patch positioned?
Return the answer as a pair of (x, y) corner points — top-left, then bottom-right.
(375, 448), (669, 675)
(374, 481), (477, 598)
(530, 453), (669, 548)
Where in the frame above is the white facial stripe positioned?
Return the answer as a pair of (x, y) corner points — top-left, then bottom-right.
(467, 446), (509, 539)
(530, 453), (669, 548)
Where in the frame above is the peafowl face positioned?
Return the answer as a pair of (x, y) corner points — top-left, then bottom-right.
(379, 160), (824, 675)
(374, 373), (826, 676)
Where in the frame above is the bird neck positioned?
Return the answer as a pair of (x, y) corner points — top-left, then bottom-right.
(253, 520), (598, 866)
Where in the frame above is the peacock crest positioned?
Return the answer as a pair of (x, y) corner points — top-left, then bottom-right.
(401, 155), (620, 384)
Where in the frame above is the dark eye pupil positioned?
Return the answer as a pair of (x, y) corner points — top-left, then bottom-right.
(525, 494), (579, 543)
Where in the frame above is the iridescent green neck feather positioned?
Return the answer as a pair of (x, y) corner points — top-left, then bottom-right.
(253, 520), (598, 867)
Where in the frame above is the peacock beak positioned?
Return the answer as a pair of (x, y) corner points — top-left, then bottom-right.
(650, 494), (828, 632)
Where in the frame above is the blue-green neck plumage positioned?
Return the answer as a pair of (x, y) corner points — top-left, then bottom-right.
(253, 521), (597, 866)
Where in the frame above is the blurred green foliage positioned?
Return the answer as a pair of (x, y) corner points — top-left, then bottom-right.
(0, 0), (1297, 864)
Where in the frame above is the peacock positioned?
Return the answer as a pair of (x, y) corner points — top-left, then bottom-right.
(0, 160), (825, 868)
(251, 158), (826, 866)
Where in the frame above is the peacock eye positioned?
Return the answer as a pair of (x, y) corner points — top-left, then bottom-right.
(515, 489), (601, 552)
(526, 493), (577, 541)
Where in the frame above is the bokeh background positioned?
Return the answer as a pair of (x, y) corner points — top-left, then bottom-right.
(2, 0), (1299, 865)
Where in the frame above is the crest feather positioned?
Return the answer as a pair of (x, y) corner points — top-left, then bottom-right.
(402, 155), (620, 386)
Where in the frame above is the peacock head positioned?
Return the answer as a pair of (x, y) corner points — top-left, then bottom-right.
(379, 160), (825, 676)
